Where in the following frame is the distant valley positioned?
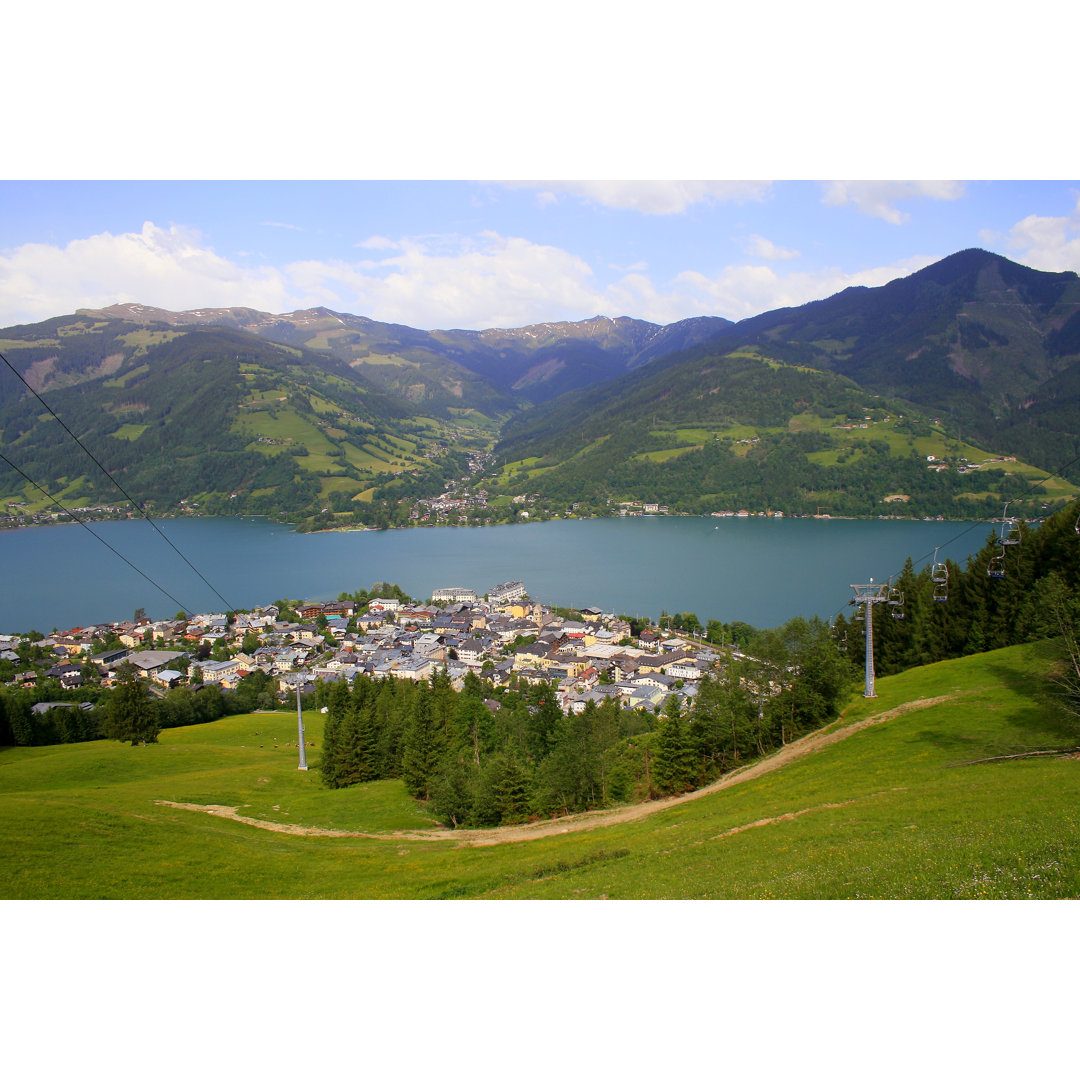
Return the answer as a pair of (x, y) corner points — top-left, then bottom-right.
(1, 248), (1078, 530)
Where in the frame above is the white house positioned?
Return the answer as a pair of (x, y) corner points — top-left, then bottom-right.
(367, 598), (401, 614)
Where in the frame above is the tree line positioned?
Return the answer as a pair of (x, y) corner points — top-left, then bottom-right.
(493, 419), (1047, 522)
(0, 664), (288, 748)
(316, 615), (852, 829)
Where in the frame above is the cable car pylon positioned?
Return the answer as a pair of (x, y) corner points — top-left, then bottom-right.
(849, 578), (891, 697)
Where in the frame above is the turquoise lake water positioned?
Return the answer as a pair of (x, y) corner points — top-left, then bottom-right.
(0, 514), (999, 633)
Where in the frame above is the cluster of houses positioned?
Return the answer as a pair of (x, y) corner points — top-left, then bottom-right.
(410, 451), (495, 523)
(2, 578), (734, 716)
(925, 454), (1019, 476)
(411, 490), (491, 523)
(1, 503), (128, 529)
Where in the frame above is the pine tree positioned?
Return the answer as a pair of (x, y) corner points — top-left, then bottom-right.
(374, 677), (406, 776)
(355, 701), (381, 781)
(401, 681), (446, 799)
(690, 672), (723, 767)
(318, 679), (352, 787)
(102, 663), (159, 745)
(493, 748), (532, 823)
(525, 696), (562, 762)
(652, 695), (696, 796)
(431, 758), (476, 828)
(4, 695), (33, 747)
(338, 699), (380, 785)
(534, 703), (604, 815)
(428, 666), (457, 743)
(593, 698), (622, 803)
(693, 661), (759, 772)
(452, 671), (495, 765)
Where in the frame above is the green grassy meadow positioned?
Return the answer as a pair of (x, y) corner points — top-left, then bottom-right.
(3, 641), (1078, 899)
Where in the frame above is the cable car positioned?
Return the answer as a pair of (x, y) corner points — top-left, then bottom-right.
(988, 549), (1006, 579)
(888, 585), (904, 619)
(931, 548), (948, 601)
(999, 502), (1021, 546)
(931, 548), (947, 583)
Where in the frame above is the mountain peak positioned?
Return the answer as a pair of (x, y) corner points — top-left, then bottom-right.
(909, 247), (1078, 288)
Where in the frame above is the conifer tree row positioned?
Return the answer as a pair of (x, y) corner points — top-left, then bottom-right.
(830, 500), (1080, 679)
(314, 614), (856, 828)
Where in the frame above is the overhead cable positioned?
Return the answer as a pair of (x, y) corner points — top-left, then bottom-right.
(1, 348), (238, 613)
(0, 450), (193, 617)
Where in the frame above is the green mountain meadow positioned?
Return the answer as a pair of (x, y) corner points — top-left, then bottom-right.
(2, 639), (1077, 899)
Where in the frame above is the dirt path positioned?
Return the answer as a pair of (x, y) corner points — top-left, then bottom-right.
(156, 693), (958, 848)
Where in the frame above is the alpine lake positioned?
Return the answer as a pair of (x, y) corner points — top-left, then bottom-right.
(0, 514), (1001, 634)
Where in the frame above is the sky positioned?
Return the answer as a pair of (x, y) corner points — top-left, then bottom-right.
(4, 2), (1078, 334)
(2, 179), (1078, 332)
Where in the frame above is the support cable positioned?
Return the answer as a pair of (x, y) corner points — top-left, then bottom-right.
(0, 450), (193, 617)
(1, 349), (238, 613)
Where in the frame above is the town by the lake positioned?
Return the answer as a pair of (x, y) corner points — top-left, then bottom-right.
(2, 578), (735, 720)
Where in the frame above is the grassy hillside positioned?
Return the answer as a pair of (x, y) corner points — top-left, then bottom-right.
(0, 323), (492, 529)
(2, 640), (1077, 899)
(491, 347), (1077, 519)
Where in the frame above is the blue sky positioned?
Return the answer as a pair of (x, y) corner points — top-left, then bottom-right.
(3, 5), (1077, 332)
(2, 180), (1078, 331)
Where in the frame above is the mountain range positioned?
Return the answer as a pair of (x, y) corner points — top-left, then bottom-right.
(74, 303), (734, 410)
(1, 248), (1078, 529)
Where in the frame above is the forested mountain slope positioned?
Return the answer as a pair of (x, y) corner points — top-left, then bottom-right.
(0, 319), (482, 527)
(490, 344), (1078, 519)
(490, 250), (1080, 518)
(652, 249), (1080, 476)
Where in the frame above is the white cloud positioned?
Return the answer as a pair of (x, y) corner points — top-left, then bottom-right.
(742, 234), (800, 261)
(508, 181), (772, 215)
(0, 222), (294, 324)
(357, 235), (398, 250)
(821, 181), (965, 224)
(285, 233), (606, 329)
(0, 219), (941, 333)
(0, 223), (613, 331)
(1001, 196), (1080, 272)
